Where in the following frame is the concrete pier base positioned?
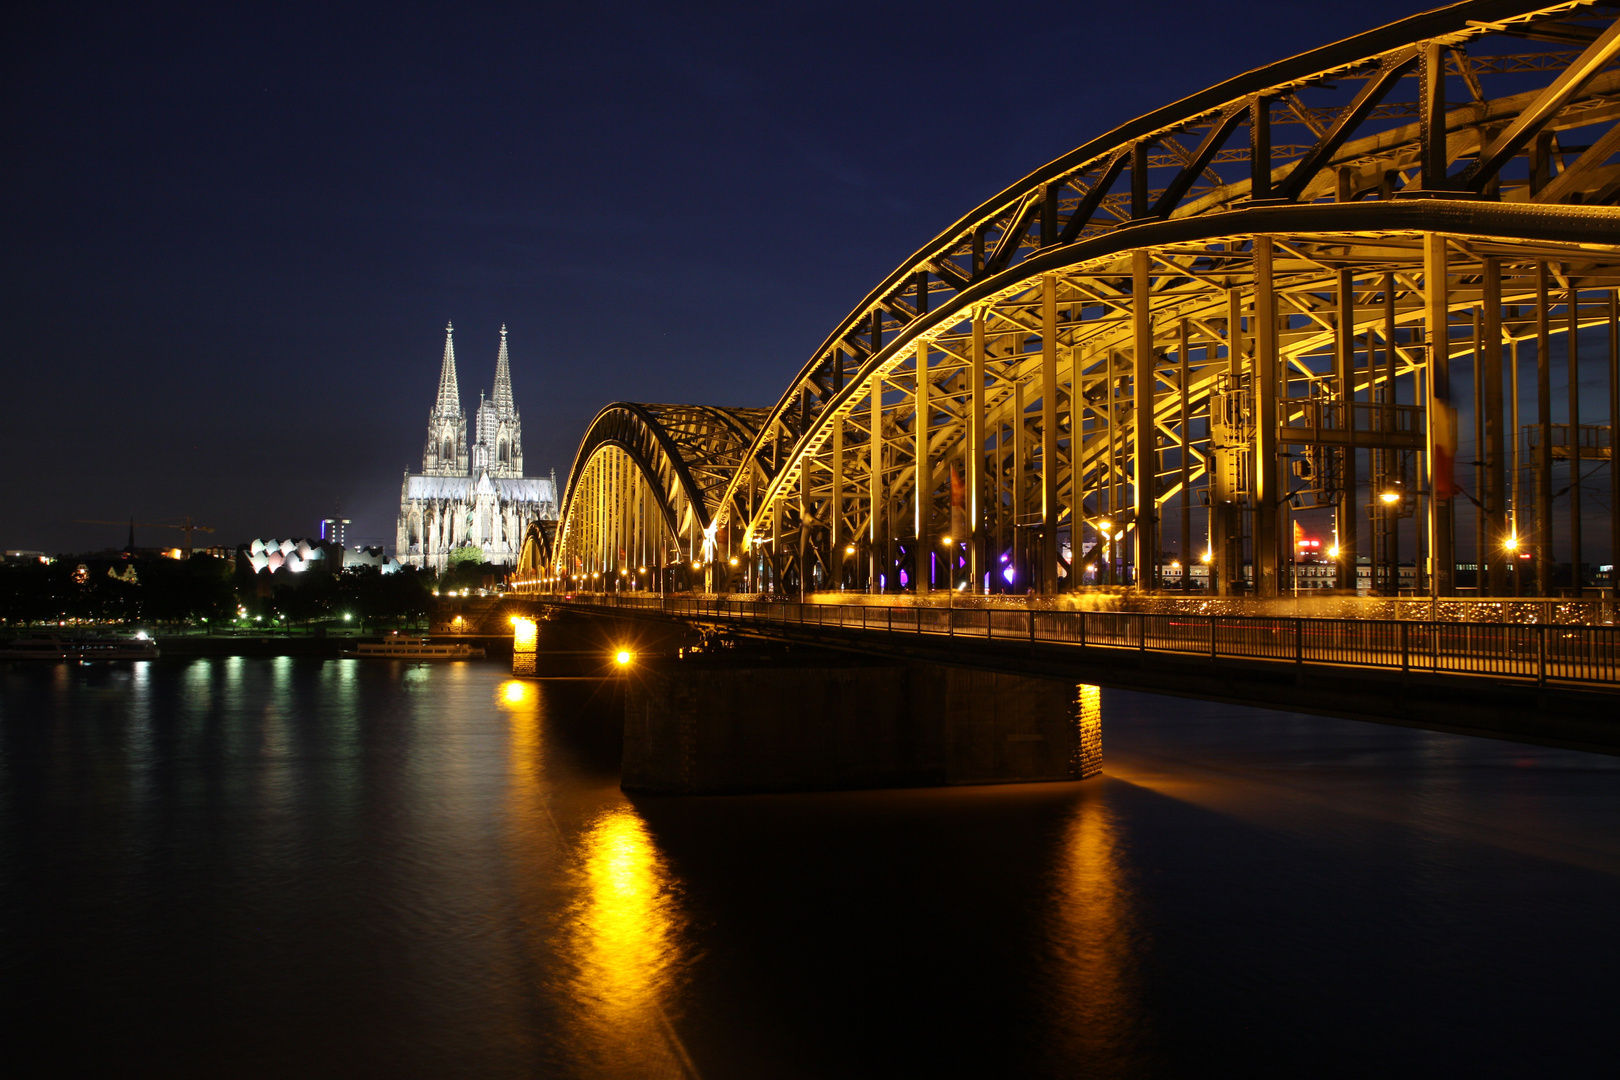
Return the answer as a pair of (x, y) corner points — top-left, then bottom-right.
(623, 656), (1099, 795)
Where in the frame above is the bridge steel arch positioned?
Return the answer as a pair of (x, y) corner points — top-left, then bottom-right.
(514, 402), (769, 592)
(530, 0), (1620, 601)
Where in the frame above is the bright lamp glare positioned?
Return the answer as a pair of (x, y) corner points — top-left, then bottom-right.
(614, 649), (633, 666)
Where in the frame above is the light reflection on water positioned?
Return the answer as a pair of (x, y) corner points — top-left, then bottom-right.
(565, 808), (691, 1079)
(1043, 791), (1145, 1071)
(2, 659), (1618, 1078)
(497, 676), (692, 1079)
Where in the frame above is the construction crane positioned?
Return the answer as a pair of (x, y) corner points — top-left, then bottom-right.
(77, 516), (218, 558)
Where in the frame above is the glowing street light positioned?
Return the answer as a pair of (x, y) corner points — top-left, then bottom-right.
(1504, 534), (1520, 551)
(614, 649), (633, 666)
(1380, 490), (1401, 505)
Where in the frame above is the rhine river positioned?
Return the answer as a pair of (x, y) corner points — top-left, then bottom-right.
(2, 655), (1617, 1078)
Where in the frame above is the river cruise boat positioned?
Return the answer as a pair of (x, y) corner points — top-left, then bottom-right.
(344, 639), (486, 660)
(0, 635), (161, 661)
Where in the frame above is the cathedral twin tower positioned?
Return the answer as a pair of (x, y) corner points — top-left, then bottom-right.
(398, 324), (557, 571)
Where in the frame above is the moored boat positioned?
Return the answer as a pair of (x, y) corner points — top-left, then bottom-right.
(343, 639), (486, 660)
(0, 635), (161, 661)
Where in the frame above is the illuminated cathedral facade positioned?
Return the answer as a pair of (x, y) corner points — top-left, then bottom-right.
(397, 324), (557, 571)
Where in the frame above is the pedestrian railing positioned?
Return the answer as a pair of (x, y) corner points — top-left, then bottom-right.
(539, 594), (1620, 688)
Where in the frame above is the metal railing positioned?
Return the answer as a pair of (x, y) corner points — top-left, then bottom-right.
(538, 594), (1620, 689)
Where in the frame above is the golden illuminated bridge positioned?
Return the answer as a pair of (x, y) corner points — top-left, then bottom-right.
(504, 1), (1620, 771)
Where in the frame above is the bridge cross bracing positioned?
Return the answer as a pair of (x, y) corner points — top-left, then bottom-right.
(518, 1), (1620, 608)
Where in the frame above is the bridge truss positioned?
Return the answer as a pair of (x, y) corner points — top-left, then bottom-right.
(521, 0), (1620, 600)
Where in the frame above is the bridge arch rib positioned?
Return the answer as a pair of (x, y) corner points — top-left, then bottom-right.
(528, 402), (769, 591)
(536, 1), (1620, 601)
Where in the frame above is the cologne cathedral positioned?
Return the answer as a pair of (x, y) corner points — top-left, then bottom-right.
(397, 324), (557, 571)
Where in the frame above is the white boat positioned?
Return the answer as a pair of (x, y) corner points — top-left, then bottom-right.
(0, 635), (161, 661)
(344, 639), (486, 660)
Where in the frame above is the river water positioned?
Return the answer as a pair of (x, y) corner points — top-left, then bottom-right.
(2, 655), (1616, 1078)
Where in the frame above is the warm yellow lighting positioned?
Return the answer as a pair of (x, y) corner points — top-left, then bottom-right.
(845, 545), (856, 555)
(1504, 534), (1520, 551)
(941, 536), (953, 545)
(1097, 520), (1112, 532)
(503, 681), (528, 703)
(638, 566), (646, 573)
(614, 649), (633, 666)
(1200, 550), (1213, 564)
(569, 807), (680, 1042)
(512, 617), (538, 651)
(1380, 490), (1401, 504)
(1170, 560), (1180, 569)
(1327, 546), (1340, 558)
(729, 556), (739, 566)
(692, 560), (702, 570)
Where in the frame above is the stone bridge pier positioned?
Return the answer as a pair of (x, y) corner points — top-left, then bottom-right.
(513, 609), (1100, 795)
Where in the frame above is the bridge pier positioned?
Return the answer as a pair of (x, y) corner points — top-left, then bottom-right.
(622, 656), (1099, 796)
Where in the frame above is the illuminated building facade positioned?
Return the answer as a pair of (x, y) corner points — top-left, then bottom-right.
(398, 324), (557, 571)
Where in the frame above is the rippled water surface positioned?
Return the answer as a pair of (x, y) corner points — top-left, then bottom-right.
(3, 656), (1617, 1078)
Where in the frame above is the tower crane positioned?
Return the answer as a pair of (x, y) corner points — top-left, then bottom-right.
(77, 516), (218, 558)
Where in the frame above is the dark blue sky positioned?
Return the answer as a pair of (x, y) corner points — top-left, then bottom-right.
(3, 0), (1422, 554)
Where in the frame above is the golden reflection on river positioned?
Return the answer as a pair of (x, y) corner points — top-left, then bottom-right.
(497, 679), (692, 1078)
(564, 806), (691, 1078)
(1043, 788), (1147, 1069)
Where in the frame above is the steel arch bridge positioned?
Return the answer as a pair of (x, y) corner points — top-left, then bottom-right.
(517, 0), (1620, 602)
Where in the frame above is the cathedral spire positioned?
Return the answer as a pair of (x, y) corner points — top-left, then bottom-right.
(491, 324), (516, 415)
(434, 322), (461, 416)
(422, 322), (469, 477)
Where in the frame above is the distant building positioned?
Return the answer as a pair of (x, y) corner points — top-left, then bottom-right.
(238, 537), (344, 577)
(343, 545), (402, 574)
(397, 324), (557, 572)
(3, 550), (48, 563)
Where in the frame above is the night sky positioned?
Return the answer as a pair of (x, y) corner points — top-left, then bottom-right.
(4, 0), (1423, 555)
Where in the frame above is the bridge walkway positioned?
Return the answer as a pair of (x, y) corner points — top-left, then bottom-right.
(524, 594), (1620, 756)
